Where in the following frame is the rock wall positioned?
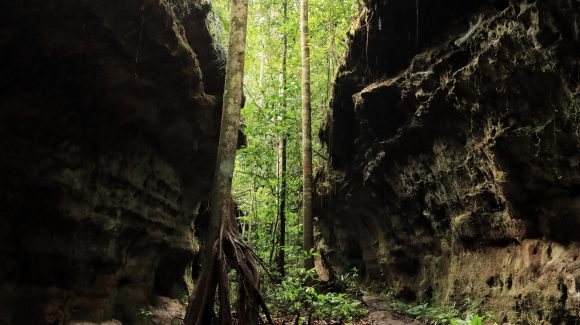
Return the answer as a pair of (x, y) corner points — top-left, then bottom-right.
(0, 0), (224, 324)
(317, 0), (580, 323)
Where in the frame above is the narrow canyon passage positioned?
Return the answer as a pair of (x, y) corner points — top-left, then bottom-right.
(0, 0), (579, 324)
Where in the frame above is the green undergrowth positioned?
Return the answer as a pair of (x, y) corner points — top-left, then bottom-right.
(380, 289), (494, 325)
(263, 263), (368, 323)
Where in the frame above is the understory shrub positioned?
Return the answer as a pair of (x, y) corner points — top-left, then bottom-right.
(264, 264), (368, 322)
(381, 289), (494, 325)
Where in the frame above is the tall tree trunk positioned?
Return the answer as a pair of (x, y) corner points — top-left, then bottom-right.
(300, 0), (314, 270)
(206, 0), (248, 279)
(209, 0), (248, 269)
(275, 137), (287, 276)
(275, 135), (287, 274)
(274, 0), (289, 280)
(247, 179), (257, 244)
(183, 0), (253, 323)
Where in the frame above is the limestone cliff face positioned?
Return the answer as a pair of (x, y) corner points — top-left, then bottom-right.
(0, 0), (223, 324)
(318, 0), (580, 323)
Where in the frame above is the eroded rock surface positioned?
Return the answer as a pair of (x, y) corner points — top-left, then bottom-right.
(318, 0), (580, 323)
(0, 0), (224, 324)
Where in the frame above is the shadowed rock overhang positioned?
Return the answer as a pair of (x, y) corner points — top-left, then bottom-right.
(317, 0), (580, 323)
(0, 0), (225, 323)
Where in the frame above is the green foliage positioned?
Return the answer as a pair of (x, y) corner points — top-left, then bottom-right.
(264, 266), (367, 322)
(451, 311), (494, 325)
(333, 267), (360, 292)
(312, 291), (367, 321)
(225, 0), (358, 265)
(213, 0), (359, 319)
(380, 289), (493, 325)
(209, 0), (362, 321)
(137, 307), (154, 323)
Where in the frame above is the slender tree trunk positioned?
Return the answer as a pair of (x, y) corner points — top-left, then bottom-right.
(274, 0), (289, 280)
(247, 178), (257, 244)
(183, 0), (249, 323)
(300, 0), (314, 270)
(275, 138), (287, 276)
(209, 0), (248, 270)
(206, 0), (248, 274)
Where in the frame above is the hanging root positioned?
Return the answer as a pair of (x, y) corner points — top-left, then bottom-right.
(184, 213), (273, 325)
(218, 259), (232, 324)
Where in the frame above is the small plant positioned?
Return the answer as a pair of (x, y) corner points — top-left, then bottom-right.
(334, 267), (360, 292)
(380, 289), (494, 325)
(312, 292), (368, 321)
(138, 307), (154, 322)
(263, 252), (368, 322)
(451, 312), (489, 325)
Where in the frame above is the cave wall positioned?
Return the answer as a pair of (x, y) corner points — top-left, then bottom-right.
(317, 0), (580, 323)
(0, 0), (224, 324)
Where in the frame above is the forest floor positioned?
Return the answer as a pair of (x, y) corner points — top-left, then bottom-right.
(361, 294), (423, 325)
(270, 294), (423, 325)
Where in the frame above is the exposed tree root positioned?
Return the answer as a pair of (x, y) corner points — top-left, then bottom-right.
(184, 213), (273, 325)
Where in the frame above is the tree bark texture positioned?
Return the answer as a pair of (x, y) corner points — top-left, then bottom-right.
(183, 0), (249, 323)
(300, 0), (315, 270)
(275, 0), (289, 279)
